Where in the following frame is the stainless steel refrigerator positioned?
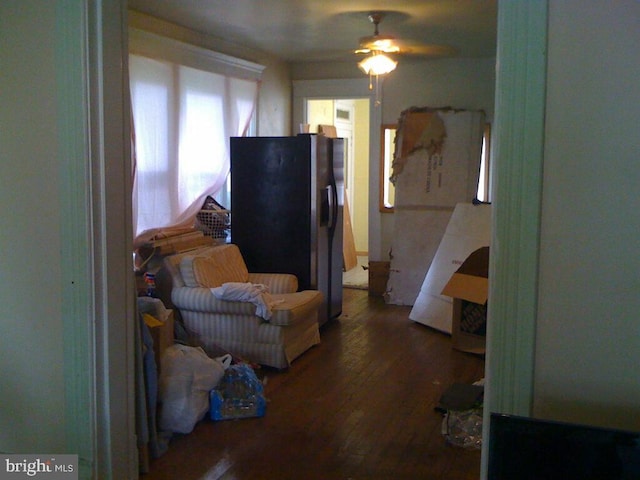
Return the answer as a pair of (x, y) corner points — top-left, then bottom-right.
(230, 133), (344, 325)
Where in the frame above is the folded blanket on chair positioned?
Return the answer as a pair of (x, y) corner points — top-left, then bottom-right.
(210, 282), (282, 320)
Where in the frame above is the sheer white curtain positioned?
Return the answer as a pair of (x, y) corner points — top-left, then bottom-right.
(129, 54), (258, 242)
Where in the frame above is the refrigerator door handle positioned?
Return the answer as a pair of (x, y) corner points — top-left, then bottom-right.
(326, 184), (335, 230)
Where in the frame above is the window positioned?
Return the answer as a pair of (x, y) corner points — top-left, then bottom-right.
(476, 123), (492, 203)
(379, 124), (397, 212)
(129, 30), (263, 240)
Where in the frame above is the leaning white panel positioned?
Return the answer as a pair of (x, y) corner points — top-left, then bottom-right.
(409, 203), (491, 333)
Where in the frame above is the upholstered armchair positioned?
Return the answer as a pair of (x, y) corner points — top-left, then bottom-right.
(161, 243), (323, 369)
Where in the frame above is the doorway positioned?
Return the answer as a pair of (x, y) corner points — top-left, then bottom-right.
(305, 97), (370, 288)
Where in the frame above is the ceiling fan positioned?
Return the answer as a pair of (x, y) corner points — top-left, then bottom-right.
(354, 12), (457, 58)
(354, 13), (401, 78)
(355, 13), (402, 56)
(353, 12), (456, 104)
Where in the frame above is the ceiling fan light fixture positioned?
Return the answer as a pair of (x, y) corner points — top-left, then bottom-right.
(358, 52), (397, 76)
(355, 12), (398, 105)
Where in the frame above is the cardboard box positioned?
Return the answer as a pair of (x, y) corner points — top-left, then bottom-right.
(441, 247), (489, 354)
(148, 310), (174, 372)
(368, 261), (390, 297)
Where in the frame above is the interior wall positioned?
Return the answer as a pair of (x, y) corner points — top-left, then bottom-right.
(291, 57), (495, 123)
(381, 58), (496, 124)
(307, 99), (334, 132)
(534, 0), (640, 430)
(0, 1), (66, 451)
(256, 58), (292, 136)
(128, 10), (291, 136)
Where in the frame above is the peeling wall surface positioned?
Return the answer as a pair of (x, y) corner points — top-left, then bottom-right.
(385, 108), (484, 305)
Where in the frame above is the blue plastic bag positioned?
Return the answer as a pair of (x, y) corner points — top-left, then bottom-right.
(210, 363), (266, 420)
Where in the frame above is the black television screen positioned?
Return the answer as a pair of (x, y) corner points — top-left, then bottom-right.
(488, 413), (640, 479)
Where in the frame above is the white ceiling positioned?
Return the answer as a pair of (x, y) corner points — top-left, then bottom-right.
(127, 0), (497, 62)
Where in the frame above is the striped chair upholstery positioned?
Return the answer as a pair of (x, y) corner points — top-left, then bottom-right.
(163, 244), (323, 369)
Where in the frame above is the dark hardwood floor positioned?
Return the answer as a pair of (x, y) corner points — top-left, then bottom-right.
(142, 288), (485, 480)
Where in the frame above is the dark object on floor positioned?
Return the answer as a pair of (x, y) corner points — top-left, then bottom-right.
(436, 382), (484, 414)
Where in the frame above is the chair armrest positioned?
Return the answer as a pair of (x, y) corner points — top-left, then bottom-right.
(248, 273), (298, 294)
(171, 287), (257, 315)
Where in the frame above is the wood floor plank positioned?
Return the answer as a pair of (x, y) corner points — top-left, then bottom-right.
(141, 288), (485, 479)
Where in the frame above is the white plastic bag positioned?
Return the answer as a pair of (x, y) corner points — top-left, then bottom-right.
(158, 344), (232, 434)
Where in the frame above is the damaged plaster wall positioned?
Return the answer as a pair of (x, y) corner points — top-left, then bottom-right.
(385, 107), (485, 305)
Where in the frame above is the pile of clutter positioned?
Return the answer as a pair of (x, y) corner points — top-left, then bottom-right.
(436, 379), (484, 450)
(159, 344), (266, 435)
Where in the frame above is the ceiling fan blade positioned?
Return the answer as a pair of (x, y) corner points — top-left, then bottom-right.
(355, 42), (456, 58)
(354, 13), (456, 59)
(397, 43), (458, 57)
(358, 34), (400, 52)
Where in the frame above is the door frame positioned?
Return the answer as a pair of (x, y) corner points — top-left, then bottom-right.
(333, 99), (356, 214)
(481, 1), (547, 477)
(59, 1), (137, 477)
(293, 79), (383, 260)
